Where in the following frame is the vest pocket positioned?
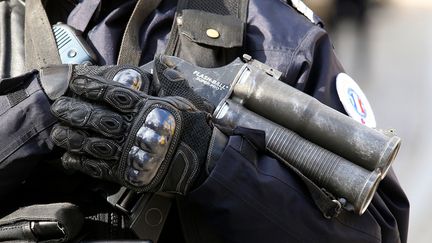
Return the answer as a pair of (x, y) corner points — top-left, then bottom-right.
(174, 9), (245, 68)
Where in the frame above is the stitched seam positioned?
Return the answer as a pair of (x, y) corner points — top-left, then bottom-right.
(0, 118), (56, 165)
(177, 142), (198, 192)
(0, 225), (25, 231)
(175, 150), (189, 192)
(284, 26), (318, 78)
(205, 131), (217, 166)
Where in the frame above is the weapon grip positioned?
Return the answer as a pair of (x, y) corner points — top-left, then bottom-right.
(215, 100), (381, 215)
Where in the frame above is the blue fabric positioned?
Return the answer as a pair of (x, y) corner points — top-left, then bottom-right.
(186, 131), (384, 242)
(0, 72), (57, 200)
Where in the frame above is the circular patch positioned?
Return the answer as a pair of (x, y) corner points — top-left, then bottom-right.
(336, 73), (376, 128)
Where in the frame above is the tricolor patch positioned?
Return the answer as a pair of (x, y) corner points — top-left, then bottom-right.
(336, 73), (376, 128)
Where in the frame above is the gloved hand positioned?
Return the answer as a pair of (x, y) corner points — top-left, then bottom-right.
(48, 64), (213, 194)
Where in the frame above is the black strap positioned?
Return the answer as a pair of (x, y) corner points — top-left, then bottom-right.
(117, 0), (162, 66)
(24, 0), (62, 70)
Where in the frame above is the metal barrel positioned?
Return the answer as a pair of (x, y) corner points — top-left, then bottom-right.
(215, 100), (382, 215)
(232, 66), (401, 178)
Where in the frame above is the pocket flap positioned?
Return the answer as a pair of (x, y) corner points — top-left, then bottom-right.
(178, 9), (244, 48)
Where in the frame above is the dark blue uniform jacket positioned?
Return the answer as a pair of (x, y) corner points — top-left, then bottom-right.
(0, 0), (409, 242)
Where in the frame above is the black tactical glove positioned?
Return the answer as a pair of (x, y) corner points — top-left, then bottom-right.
(48, 64), (213, 194)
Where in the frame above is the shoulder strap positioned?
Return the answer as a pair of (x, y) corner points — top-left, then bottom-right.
(24, 0), (62, 70)
(117, 0), (162, 66)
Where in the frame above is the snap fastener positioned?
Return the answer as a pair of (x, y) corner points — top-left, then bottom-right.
(206, 28), (220, 39)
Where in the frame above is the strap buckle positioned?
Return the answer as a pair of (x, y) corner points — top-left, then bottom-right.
(321, 188), (346, 219)
(323, 199), (343, 219)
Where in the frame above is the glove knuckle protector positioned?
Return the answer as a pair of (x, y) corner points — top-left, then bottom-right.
(121, 98), (211, 194)
(122, 101), (179, 190)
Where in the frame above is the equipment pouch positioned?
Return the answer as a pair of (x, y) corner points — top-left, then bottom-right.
(0, 203), (84, 242)
(174, 9), (244, 68)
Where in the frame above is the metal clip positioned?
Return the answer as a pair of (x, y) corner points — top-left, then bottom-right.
(323, 199), (343, 219)
(241, 54), (282, 79)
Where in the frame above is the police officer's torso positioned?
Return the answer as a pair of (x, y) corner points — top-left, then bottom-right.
(0, 1), (409, 242)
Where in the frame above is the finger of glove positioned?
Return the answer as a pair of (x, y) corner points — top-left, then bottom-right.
(51, 97), (127, 138)
(153, 55), (191, 95)
(72, 65), (151, 92)
(51, 124), (122, 160)
(69, 74), (145, 113)
(62, 152), (115, 181)
(124, 107), (177, 187)
(153, 55), (214, 113)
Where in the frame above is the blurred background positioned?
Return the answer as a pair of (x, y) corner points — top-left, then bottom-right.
(305, 0), (432, 242)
